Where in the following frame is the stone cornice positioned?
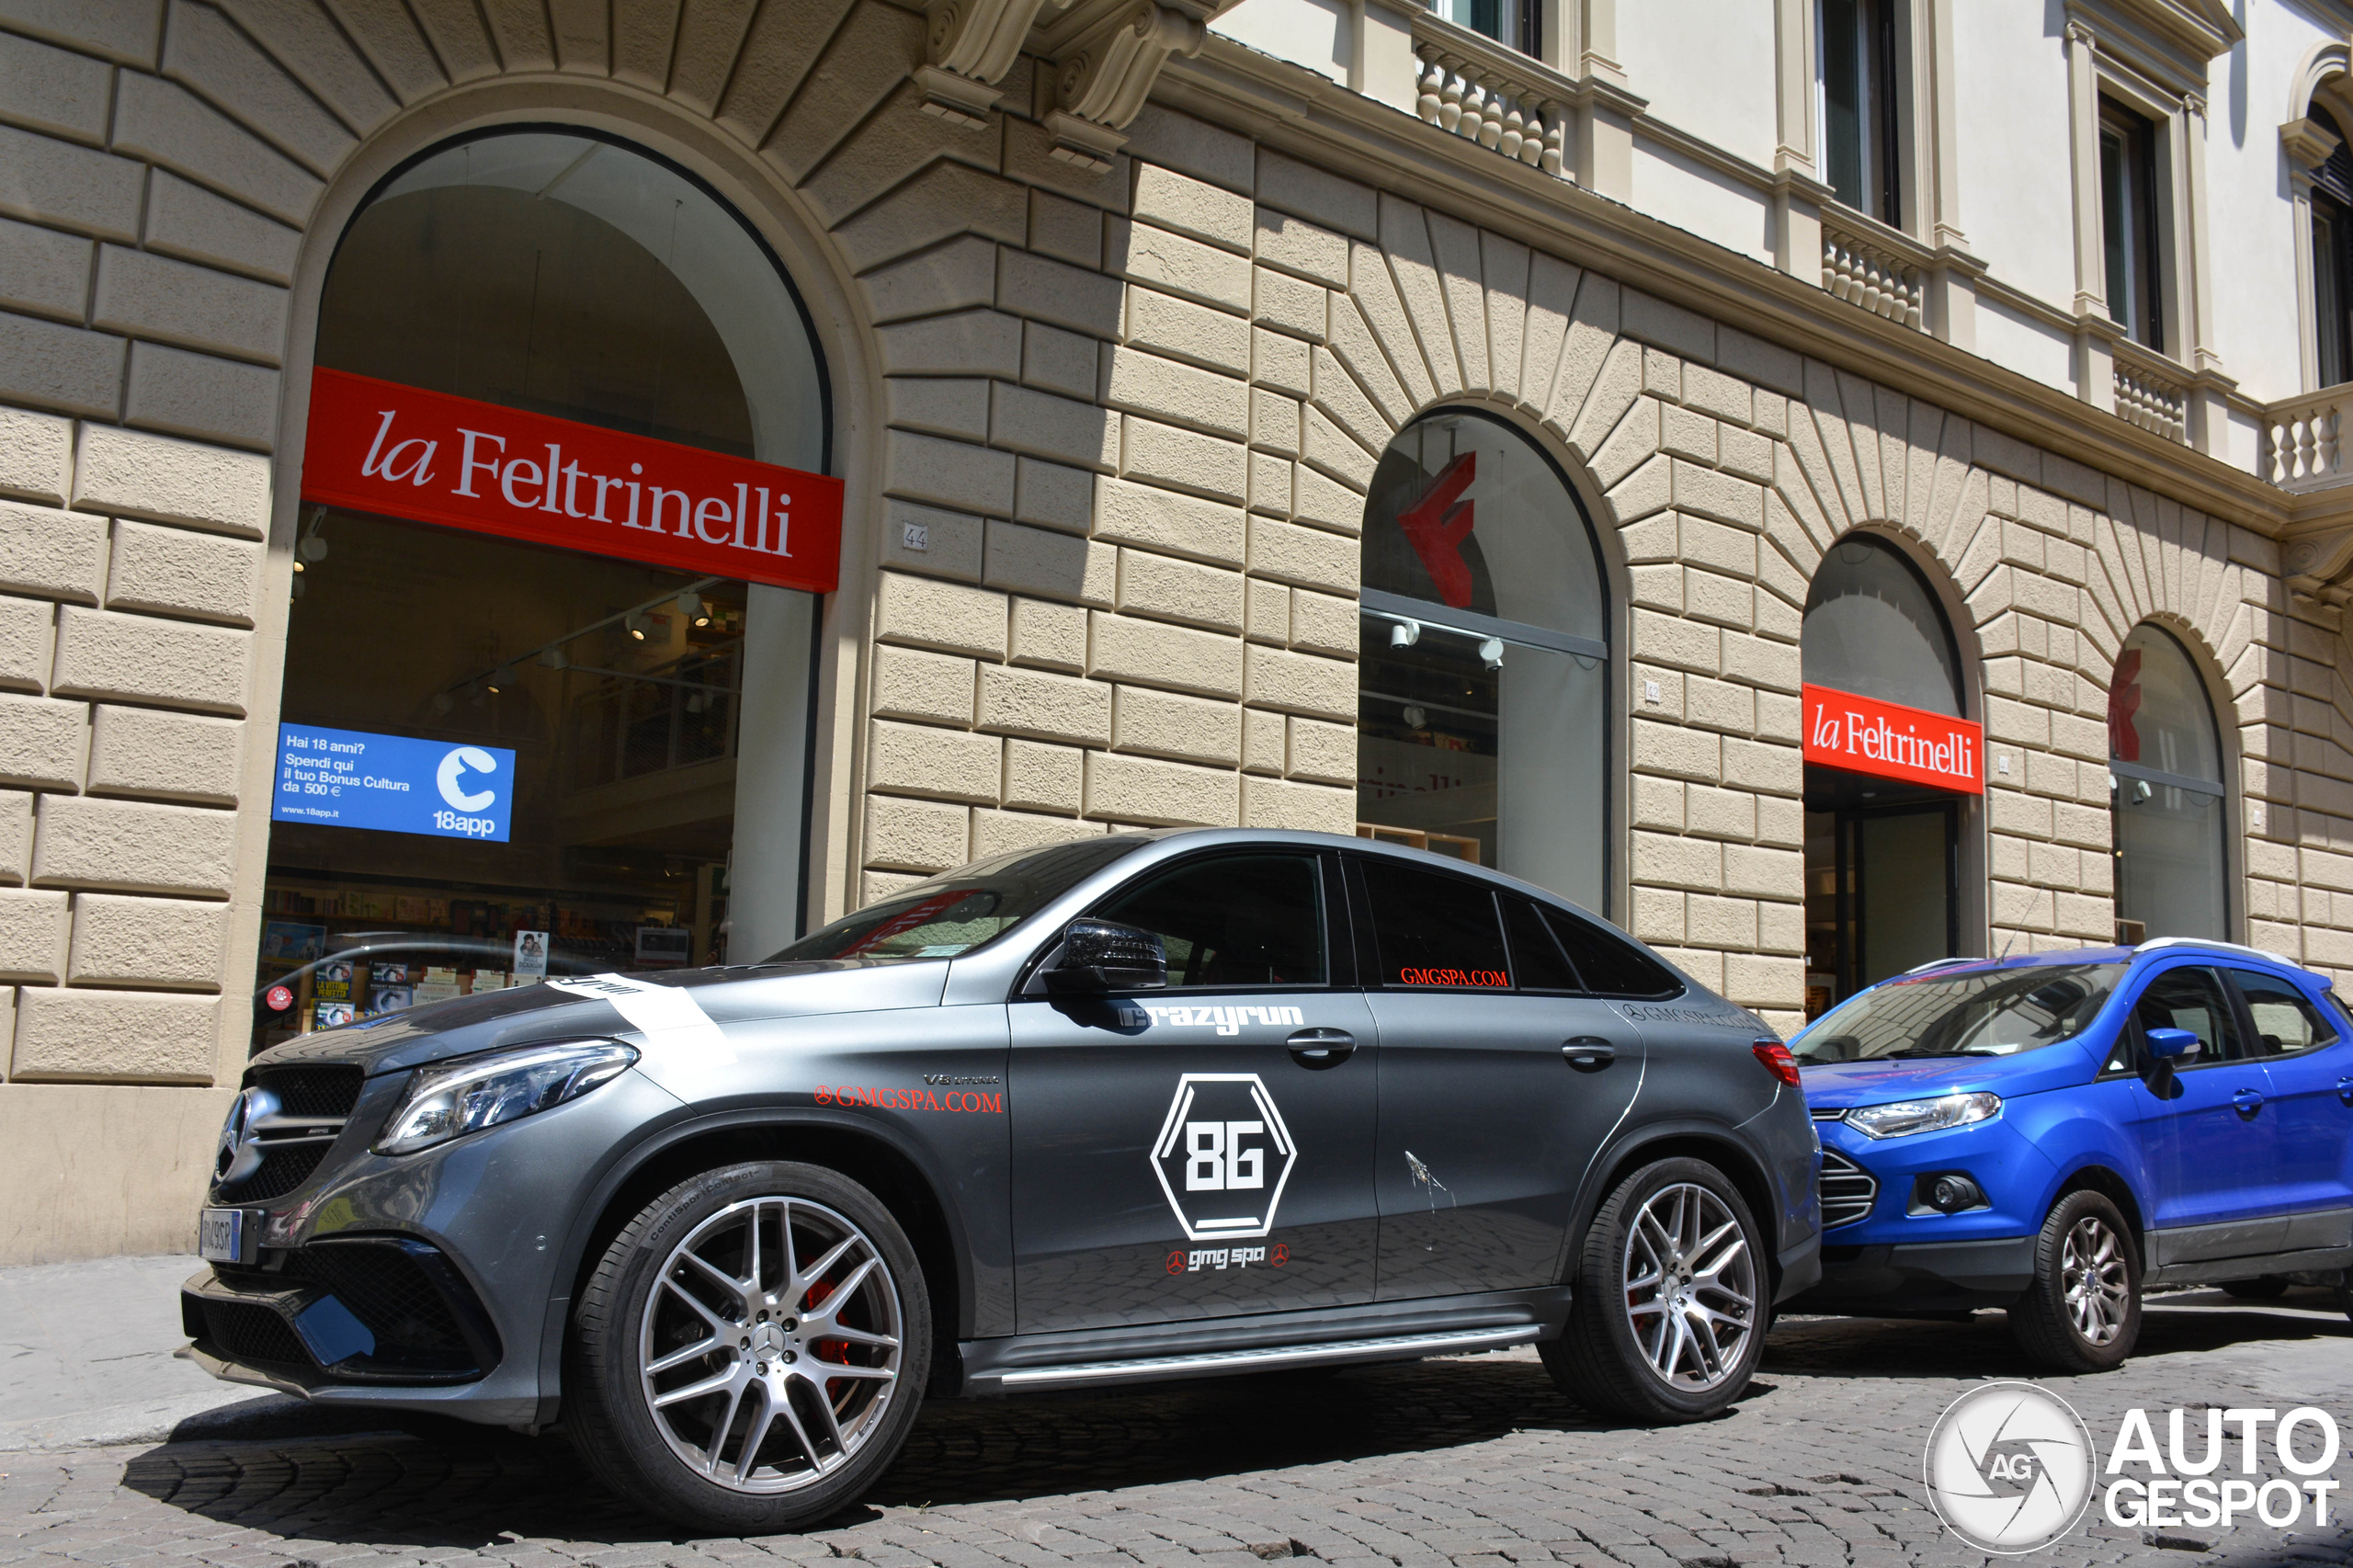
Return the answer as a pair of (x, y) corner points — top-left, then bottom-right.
(1160, 37), (2308, 537)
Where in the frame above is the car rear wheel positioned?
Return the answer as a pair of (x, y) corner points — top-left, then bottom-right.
(2008, 1189), (2138, 1372)
(568, 1161), (930, 1534)
(1541, 1157), (1766, 1423)
(2221, 1277), (2290, 1300)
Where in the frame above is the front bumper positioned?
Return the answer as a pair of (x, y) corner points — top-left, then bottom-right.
(1785, 1234), (2037, 1313)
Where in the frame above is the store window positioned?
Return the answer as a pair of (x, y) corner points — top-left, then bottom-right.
(2108, 623), (2228, 943)
(252, 131), (832, 1050)
(1802, 535), (1980, 1017)
(1355, 411), (1610, 914)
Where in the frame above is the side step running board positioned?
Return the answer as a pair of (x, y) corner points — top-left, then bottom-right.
(983, 1325), (1540, 1391)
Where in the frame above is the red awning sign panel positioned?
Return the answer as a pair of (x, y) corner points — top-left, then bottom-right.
(300, 367), (842, 596)
(1802, 683), (1984, 795)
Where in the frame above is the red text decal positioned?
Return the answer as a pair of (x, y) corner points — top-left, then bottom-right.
(1397, 967), (1510, 987)
(1395, 452), (1477, 608)
(1802, 683), (1984, 795)
(301, 367), (842, 595)
(816, 1085), (1003, 1114)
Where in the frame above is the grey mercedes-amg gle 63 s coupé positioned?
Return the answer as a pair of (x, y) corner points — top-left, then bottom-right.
(186, 828), (1822, 1532)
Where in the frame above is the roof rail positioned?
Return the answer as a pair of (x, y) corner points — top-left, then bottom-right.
(2136, 935), (2299, 967)
(1904, 957), (1982, 974)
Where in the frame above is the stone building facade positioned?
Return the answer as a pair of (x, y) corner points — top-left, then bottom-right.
(0, 0), (2347, 1261)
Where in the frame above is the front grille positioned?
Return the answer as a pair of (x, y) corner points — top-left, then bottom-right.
(213, 1063), (367, 1203)
(1811, 1106), (1844, 1120)
(260, 1064), (363, 1119)
(199, 1298), (309, 1369)
(1819, 1149), (1878, 1229)
(285, 1243), (469, 1358)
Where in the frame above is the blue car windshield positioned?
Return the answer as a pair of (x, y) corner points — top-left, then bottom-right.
(768, 836), (1150, 962)
(1794, 964), (2128, 1062)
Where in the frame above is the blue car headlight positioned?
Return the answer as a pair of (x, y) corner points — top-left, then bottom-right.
(1844, 1091), (2002, 1140)
(374, 1040), (638, 1155)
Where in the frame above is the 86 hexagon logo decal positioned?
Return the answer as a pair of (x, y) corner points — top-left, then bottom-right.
(1151, 1074), (1298, 1241)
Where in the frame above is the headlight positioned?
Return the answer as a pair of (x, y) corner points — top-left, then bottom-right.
(1843, 1091), (2002, 1140)
(374, 1040), (638, 1155)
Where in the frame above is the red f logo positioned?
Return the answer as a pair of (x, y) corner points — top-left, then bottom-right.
(1395, 453), (1477, 608)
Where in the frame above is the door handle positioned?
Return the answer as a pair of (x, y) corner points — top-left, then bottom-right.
(1286, 1028), (1355, 1068)
(2233, 1086), (2267, 1118)
(1563, 1037), (1616, 1071)
(2337, 1076), (2353, 1107)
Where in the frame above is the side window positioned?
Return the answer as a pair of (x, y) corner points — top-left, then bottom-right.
(1354, 858), (1512, 990)
(1542, 906), (1682, 1000)
(2130, 966), (2245, 1062)
(1092, 854), (1325, 990)
(1503, 896), (1583, 993)
(2228, 969), (2339, 1056)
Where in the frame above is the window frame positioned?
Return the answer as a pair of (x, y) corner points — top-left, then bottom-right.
(2222, 967), (2343, 1061)
(2097, 97), (2166, 352)
(2119, 962), (2249, 1074)
(1070, 847), (1351, 995)
(1817, 0), (1906, 227)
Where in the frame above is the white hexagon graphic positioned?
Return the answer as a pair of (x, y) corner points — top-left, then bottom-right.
(1151, 1073), (1298, 1241)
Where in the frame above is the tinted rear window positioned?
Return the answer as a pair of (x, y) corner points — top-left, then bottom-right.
(1503, 896), (1582, 992)
(1542, 907), (1680, 999)
(1356, 858), (1511, 989)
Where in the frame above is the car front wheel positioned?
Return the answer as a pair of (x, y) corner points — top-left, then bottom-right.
(567, 1161), (930, 1533)
(2008, 1188), (2139, 1372)
(1541, 1156), (1767, 1423)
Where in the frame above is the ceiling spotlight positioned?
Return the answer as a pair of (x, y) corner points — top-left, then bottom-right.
(1403, 705), (1427, 729)
(1479, 637), (1504, 671)
(299, 537), (328, 562)
(539, 648), (568, 670)
(676, 590), (706, 618)
(624, 611), (649, 642)
(1390, 620), (1421, 649)
(430, 691), (453, 715)
(291, 560), (305, 574)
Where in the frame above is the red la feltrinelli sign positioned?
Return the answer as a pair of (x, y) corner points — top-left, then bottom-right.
(1803, 683), (1984, 795)
(300, 367), (842, 595)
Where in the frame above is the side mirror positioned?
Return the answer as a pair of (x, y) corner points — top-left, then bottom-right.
(2145, 1027), (2202, 1063)
(1044, 919), (1167, 994)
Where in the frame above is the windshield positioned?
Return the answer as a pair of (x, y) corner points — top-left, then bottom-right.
(1793, 963), (2127, 1062)
(769, 836), (1152, 962)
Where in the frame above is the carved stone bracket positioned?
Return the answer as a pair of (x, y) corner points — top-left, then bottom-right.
(2282, 116), (2343, 173)
(1040, 0), (1211, 173)
(921, 0), (1067, 126)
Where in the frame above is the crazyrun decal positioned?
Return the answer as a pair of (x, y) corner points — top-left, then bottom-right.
(1397, 967), (1509, 987)
(816, 1085), (1004, 1113)
(1165, 1243), (1290, 1273)
(1131, 1004), (1305, 1036)
(1151, 1074), (1299, 1241)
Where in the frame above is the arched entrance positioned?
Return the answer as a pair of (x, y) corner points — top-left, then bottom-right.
(251, 129), (833, 1051)
(1801, 534), (1983, 1017)
(1353, 410), (1612, 913)
(2108, 623), (2229, 941)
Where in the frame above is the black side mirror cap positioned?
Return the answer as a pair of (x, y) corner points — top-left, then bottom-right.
(1044, 918), (1167, 994)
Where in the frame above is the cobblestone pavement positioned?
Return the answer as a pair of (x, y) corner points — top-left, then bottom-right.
(4, 1290), (2349, 1568)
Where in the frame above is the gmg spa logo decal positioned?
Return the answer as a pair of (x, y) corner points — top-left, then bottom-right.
(1926, 1382), (2344, 1551)
(1925, 1382), (2097, 1553)
(1151, 1074), (1297, 1242)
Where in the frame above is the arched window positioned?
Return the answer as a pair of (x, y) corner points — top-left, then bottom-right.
(1355, 410), (1611, 912)
(1802, 534), (1970, 1011)
(253, 131), (827, 1051)
(2109, 624), (2228, 941)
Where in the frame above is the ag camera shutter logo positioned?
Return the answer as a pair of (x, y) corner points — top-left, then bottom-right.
(1151, 1074), (1297, 1241)
(1925, 1381), (2096, 1553)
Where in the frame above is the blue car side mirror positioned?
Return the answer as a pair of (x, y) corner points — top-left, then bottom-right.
(2146, 1027), (2202, 1062)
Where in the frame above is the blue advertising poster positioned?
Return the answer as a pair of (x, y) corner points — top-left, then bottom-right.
(272, 723), (516, 842)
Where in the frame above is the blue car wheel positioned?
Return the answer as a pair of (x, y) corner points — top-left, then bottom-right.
(2009, 1189), (2140, 1372)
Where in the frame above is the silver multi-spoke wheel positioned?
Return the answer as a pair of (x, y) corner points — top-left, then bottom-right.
(1621, 1180), (1756, 1392)
(637, 1195), (904, 1494)
(2060, 1214), (2130, 1346)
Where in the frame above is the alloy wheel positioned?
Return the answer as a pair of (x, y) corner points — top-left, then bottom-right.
(1622, 1181), (1756, 1391)
(637, 1195), (904, 1493)
(2060, 1214), (2131, 1346)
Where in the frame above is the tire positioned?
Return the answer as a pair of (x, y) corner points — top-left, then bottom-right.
(1541, 1157), (1768, 1423)
(566, 1162), (930, 1534)
(2007, 1189), (2139, 1373)
(2221, 1278), (2290, 1301)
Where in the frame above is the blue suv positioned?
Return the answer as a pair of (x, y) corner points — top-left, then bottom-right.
(1787, 939), (2353, 1371)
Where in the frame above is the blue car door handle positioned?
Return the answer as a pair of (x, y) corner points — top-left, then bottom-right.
(2233, 1086), (2267, 1117)
(1286, 1028), (1355, 1068)
(1562, 1038), (1616, 1070)
(2338, 1076), (2353, 1107)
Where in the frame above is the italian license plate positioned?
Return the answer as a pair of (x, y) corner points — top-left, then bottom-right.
(199, 1207), (249, 1264)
